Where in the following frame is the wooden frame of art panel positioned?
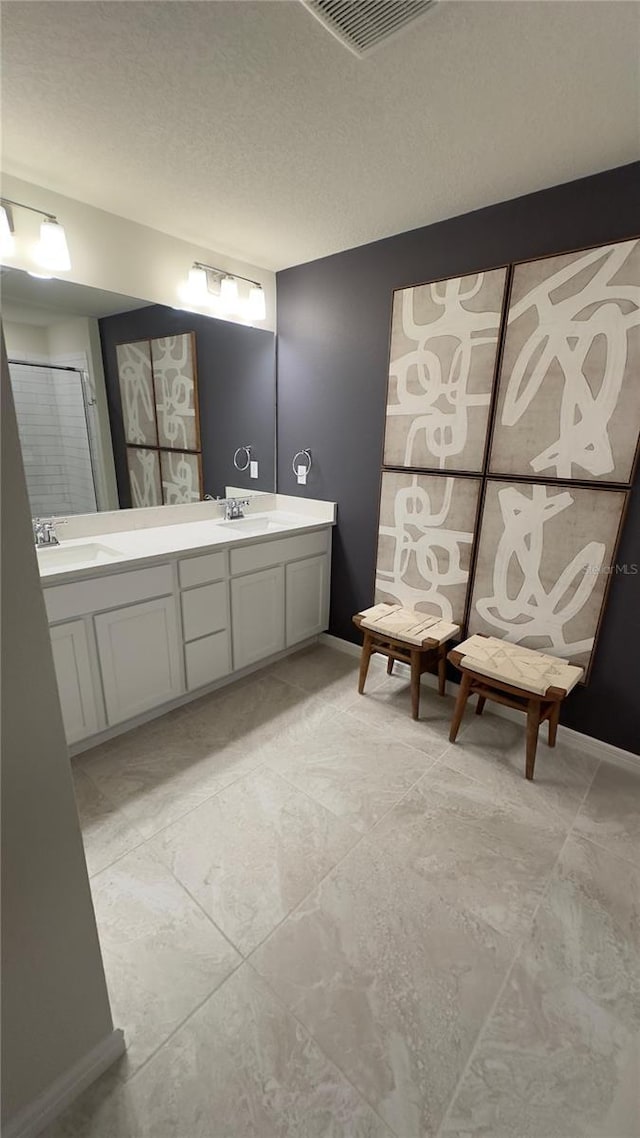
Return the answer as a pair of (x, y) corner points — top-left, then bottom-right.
(383, 266), (509, 473)
(375, 471), (482, 627)
(467, 479), (628, 678)
(150, 332), (201, 452)
(488, 237), (640, 485)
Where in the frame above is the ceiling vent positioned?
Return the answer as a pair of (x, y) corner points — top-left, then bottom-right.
(300, 0), (438, 58)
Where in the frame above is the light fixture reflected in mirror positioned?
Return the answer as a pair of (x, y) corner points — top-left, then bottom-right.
(179, 262), (267, 323)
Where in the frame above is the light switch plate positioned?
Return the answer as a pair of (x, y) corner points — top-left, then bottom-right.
(297, 466), (307, 485)
(250, 460), (258, 478)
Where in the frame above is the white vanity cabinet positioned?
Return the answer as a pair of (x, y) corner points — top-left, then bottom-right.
(231, 565), (285, 669)
(95, 596), (182, 725)
(49, 620), (100, 744)
(43, 520), (333, 750)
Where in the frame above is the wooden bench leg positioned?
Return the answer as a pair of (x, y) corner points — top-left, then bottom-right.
(437, 646), (447, 697)
(410, 650), (421, 720)
(475, 695), (486, 716)
(449, 672), (471, 742)
(358, 633), (373, 695)
(548, 702), (560, 748)
(525, 700), (541, 781)
(387, 656), (394, 676)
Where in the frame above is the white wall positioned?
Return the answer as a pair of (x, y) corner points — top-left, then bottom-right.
(1, 329), (119, 1129)
(2, 319), (48, 360)
(1, 174), (276, 331)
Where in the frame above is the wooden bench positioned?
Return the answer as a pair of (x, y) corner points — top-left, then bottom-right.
(447, 634), (583, 780)
(353, 604), (460, 721)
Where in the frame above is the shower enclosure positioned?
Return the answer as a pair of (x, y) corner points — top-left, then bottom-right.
(8, 359), (98, 517)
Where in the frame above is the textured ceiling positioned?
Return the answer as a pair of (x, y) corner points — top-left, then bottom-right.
(2, 1), (639, 271)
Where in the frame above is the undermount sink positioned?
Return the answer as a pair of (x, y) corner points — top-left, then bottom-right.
(222, 516), (289, 537)
(36, 542), (123, 571)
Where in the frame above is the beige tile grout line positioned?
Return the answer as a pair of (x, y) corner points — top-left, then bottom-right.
(434, 752), (603, 1138)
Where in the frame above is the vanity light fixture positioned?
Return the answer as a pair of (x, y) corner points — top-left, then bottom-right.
(0, 197), (72, 273)
(180, 262), (267, 322)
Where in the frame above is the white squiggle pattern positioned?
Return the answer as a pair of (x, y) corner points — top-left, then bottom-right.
(152, 335), (197, 451)
(501, 241), (640, 478)
(117, 343), (156, 446)
(475, 484), (604, 659)
(377, 476), (474, 621)
(161, 450), (201, 505)
(128, 449), (161, 508)
(388, 274), (504, 468)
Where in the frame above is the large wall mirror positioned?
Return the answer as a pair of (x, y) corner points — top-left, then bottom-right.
(2, 267), (276, 519)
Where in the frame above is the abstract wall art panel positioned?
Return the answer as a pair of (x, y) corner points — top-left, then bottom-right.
(126, 447), (162, 508)
(490, 239), (640, 483)
(160, 449), (202, 505)
(468, 480), (626, 673)
(384, 268), (508, 472)
(117, 341), (158, 447)
(376, 471), (481, 624)
(151, 333), (199, 451)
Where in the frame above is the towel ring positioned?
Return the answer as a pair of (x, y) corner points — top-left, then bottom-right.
(292, 449), (312, 477)
(233, 445), (252, 472)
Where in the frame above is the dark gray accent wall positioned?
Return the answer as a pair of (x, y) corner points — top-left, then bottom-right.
(276, 162), (640, 753)
(99, 305), (276, 505)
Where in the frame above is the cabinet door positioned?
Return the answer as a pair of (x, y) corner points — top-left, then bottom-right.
(231, 566), (285, 671)
(50, 620), (100, 744)
(95, 596), (182, 725)
(286, 555), (329, 647)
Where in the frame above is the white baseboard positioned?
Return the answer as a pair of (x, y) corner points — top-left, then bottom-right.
(3, 1029), (126, 1138)
(319, 633), (640, 771)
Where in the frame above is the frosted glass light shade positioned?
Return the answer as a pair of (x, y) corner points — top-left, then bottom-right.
(0, 206), (15, 257)
(247, 284), (266, 321)
(34, 219), (71, 272)
(219, 275), (239, 313)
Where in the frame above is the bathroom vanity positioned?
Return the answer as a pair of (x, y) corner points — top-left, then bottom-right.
(38, 495), (335, 751)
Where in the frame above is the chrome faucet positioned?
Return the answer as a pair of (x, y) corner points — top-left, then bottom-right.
(204, 494), (251, 521)
(33, 518), (60, 546)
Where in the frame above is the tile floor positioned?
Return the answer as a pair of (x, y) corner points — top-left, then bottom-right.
(43, 645), (640, 1138)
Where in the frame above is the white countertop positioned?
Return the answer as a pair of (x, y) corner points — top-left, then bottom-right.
(37, 508), (335, 586)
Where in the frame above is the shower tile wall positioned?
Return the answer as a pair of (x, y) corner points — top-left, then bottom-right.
(9, 362), (96, 517)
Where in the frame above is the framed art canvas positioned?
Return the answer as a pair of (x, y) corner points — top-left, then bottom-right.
(467, 480), (627, 674)
(489, 239), (640, 483)
(126, 446), (162, 508)
(383, 267), (507, 472)
(117, 340), (158, 447)
(160, 449), (202, 505)
(151, 333), (199, 452)
(375, 471), (481, 625)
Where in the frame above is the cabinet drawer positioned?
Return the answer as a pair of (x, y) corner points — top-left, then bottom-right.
(181, 581), (228, 642)
(45, 564), (173, 623)
(230, 529), (329, 576)
(179, 551), (227, 589)
(185, 631), (230, 691)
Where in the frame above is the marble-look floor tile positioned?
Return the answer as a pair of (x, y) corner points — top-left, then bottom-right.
(184, 670), (312, 747)
(257, 698), (435, 832)
(91, 846), (240, 1076)
(526, 832), (640, 1031)
(574, 760), (640, 868)
(72, 765), (144, 877)
(82, 712), (260, 840)
(441, 711), (599, 826)
(371, 764), (567, 941)
(42, 966), (392, 1138)
(343, 672), (456, 759)
(268, 644), (386, 711)
(252, 839), (510, 1138)
(441, 953), (640, 1137)
(152, 767), (359, 955)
